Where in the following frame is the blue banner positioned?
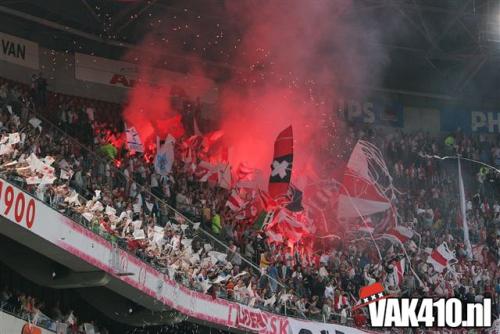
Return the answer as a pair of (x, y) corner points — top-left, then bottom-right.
(440, 109), (500, 134)
(339, 98), (404, 127)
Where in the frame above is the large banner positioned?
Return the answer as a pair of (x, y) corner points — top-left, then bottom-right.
(337, 98), (404, 128)
(0, 32), (39, 69)
(236, 304), (288, 334)
(74, 53), (218, 103)
(288, 318), (369, 334)
(441, 109), (500, 134)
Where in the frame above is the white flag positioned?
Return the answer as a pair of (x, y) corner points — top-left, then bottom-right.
(132, 220), (142, 230)
(64, 191), (80, 205)
(154, 134), (175, 176)
(82, 212), (93, 222)
(105, 205), (117, 217)
(29, 117), (42, 131)
(133, 229), (146, 240)
(40, 175), (56, 185)
(60, 168), (73, 180)
(8, 132), (20, 145)
(90, 201), (104, 212)
(0, 144), (12, 156)
(125, 126), (144, 153)
(26, 176), (42, 184)
(43, 156), (55, 166)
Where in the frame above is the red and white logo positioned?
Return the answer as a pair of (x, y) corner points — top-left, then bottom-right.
(352, 282), (395, 310)
(354, 282), (492, 328)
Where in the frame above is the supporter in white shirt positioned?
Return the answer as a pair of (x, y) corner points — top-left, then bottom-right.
(35, 184), (47, 202)
(74, 169), (83, 189)
(319, 253), (329, 266)
(150, 173), (159, 188)
(324, 281), (335, 299)
(129, 181), (137, 198)
(85, 106), (95, 122)
(340, 307), (348, 325)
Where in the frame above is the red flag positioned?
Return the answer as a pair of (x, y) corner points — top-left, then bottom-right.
(258, 190), (278, 211)
(265, 208), (310, 244)
(226, 190), (245, 211)
(374, 208), (396, 235)
(236, 162), (254, 180)
(427, 243), (456, 273)
(180, 135), (202, 165)
(391, 258), (405, 287)
(194, 161), (217, 181)
(268, 126), (293, 198)
(202, 130), (224, 152)
(337, 141), (392, 219)
(384, 225), (414, 243)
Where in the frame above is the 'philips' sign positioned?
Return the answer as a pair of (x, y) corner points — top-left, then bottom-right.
(471, 111), (500, 133)
(440, 109), (500, 134)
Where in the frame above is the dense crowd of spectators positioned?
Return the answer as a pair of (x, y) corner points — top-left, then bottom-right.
(0, 76), (499, 331)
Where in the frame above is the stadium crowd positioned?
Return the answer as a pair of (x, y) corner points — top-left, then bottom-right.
(0, 76), (499, 331)
(0, 284), (108, 333)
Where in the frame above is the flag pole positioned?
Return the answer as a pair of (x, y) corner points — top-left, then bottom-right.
(457, 155), (473, 260)
(421, 152), (500, 259)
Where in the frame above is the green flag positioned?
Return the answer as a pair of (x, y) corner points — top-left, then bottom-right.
(253, 210), (275, 231)
(101, 143), (118, 159)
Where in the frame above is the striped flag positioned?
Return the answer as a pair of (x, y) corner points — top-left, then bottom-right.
(394, 258), (405, 286)
(358, 217), (375, 234)
(374, 209), (396, 234)
(427, 242), (456, 273)
(384, 225), (414, 243)
(226, 190), (245, 211)
(337, 141), (392, 219)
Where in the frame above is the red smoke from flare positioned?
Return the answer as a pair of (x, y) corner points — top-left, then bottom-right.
(122, 34), (215, 150)
(123, 82), (183, 146)
(122, 0), (388, 189)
